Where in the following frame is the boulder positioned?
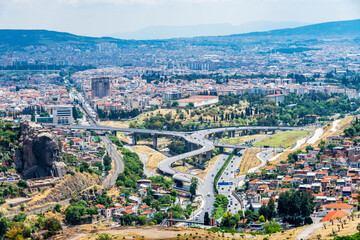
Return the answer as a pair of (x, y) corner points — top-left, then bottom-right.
(16, 121), (68, 179)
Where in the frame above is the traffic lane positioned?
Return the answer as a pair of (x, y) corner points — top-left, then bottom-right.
(197, 153), (229, 220)
(218, 152), (244, 214)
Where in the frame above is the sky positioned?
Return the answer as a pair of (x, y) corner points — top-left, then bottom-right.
(0, 0), (359, 37)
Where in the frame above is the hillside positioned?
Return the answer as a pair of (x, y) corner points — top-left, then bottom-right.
(238, 18), (360, 38)
(1, 19), (359, 48)
(0, 29), (138, 48)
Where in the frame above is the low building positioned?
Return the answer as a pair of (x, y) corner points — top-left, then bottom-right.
(265, 94), (285, 103)
(177, 95), (218, 108)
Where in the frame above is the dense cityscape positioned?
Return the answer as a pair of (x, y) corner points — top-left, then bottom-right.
(1, 8), (360, 240)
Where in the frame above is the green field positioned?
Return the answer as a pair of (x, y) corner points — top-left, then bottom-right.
(253, 130), (309, 148)
(219, 134), (266, 145)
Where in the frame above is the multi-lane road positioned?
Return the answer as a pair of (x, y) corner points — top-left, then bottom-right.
(217, 150), (245, 215)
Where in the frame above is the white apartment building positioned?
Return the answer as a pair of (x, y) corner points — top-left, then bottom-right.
(52, 105), (73, 125)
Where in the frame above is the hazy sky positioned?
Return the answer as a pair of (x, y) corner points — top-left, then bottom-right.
(0, 0), (359, 37)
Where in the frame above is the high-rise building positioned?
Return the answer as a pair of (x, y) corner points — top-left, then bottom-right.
(91, 77), (110, 98)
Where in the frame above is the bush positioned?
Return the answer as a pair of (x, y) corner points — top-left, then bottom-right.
(13, 212), (27, 222)
(263, 220), (282, 234)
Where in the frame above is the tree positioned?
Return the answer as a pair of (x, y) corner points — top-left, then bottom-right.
(187, 102), (195, 108)
(259, 204), (268, 220)
(65, 205), (87, 225)
(42, 217), (62, 238)
(0, 217), (11, 236)
(53, 204), (61, 213)
(204, 212), (210, 225)
(17, 180), (27, 188)
(306, 145), (314, 152)
(168, 141), (186, 154)
(5, 222), (30, 240)
(189, 177), (198, 199)
(267, 198), (276, 220)
(259, 215), (266, 222)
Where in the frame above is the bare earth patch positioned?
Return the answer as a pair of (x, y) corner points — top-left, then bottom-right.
(236, 148), (262, 176)
(131, 145), (167, 174)
(311, 215), (360, 239)
(198, 154), (221, 178)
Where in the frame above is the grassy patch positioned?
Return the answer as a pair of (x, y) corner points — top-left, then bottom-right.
(219, 134), (265, 145)
(253, 130), (309, 148)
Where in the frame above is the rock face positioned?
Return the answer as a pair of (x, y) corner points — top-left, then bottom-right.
(16, 121), (68, 179)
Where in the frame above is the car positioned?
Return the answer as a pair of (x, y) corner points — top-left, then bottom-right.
(207, 192), (211, 197)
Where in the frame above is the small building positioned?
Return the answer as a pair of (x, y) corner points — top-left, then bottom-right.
(265, 94), (285, 103)
(177, 95), (218, 108)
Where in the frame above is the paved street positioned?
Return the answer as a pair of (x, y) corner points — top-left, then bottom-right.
(102, 136), (125, 188)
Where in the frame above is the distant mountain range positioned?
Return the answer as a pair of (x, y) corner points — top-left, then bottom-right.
(1, 19), (360, 48)
(109, 21), (308, 40)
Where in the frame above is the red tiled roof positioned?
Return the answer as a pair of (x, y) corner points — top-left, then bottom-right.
(321, 210), (349, 222)
(323, 203), (353, 210)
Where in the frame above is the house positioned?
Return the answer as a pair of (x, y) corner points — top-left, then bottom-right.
(322, 203), (353, 214)
(138, 188), (147, 197)
(264, 165), (276, 174)
(321, 210), (349, 222)
(102, 208), (112, 218)
(137, 179), (151, 188)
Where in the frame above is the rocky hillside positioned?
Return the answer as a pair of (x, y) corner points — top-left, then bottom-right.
(27, 172), (101, 207)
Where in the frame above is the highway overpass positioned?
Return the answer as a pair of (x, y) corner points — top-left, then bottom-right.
(48, 123), (314, 182)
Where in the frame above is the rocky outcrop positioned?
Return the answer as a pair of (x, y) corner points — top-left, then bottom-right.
(15, 121), (68, 179)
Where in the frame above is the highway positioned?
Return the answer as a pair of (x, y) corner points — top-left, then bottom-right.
(217, 150), (245, 215)
(50, 123), (314, 182)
